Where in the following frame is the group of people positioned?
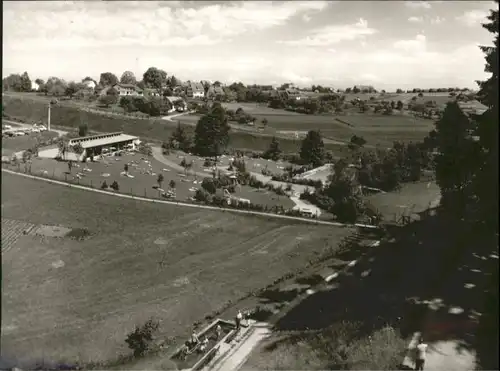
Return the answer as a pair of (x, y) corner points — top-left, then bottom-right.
(179, 310), (246, 361)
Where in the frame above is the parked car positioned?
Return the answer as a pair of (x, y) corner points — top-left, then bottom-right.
(3, 125), (12, 130)
(13, 131), (26, 136)
(31, 128), (41, 133)
(34, 124), (47, 131)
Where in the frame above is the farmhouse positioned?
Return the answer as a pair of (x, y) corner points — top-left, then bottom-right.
(111, 83), (144, 97)
(82, 80), (96, 90)
(143, 88), (161, 97)
(206, 85), (225, 99)
(187, 82), (205, 98)
(165, 96), (187, 112)
(281, 88), (302, 101)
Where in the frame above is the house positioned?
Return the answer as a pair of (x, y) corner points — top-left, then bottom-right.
(205, 85), (225, 99)
(82, 80), (96, 90)
(143, 88), (161, 98)
(165, 96), (187, 112)
(31, 81), (39, 91)
(281, 88), (302, 101)
(186, 82), (205, 98)
(111, 83), (143, 97)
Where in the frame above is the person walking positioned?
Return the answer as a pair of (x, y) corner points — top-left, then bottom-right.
(215, 324), (222, 339)
(415, 337), (428, 370)
(235, 310), (243, 330)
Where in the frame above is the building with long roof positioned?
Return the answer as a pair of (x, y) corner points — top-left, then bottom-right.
(38, 132), (139, 162)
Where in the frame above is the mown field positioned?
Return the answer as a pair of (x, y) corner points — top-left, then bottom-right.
(2, 95), (340, 154)
(1, 172), (350, 366)
(3, 94), (434, 152)
(8, 152), (294, 209)
(178, 109), (434, 148)
(2, 131), (59, 156)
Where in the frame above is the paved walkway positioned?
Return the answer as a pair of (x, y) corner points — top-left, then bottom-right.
(161, 111), (195, 122)
(210, 325), (271, 371)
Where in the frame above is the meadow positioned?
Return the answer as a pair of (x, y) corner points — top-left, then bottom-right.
(3, 93), (435, 153)
(2, 131), (59, 156)
(1, 172), (350, 366)
(12, 152), (294, 209)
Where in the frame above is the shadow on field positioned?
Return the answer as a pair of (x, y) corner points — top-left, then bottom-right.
(273, 214), (498, 369)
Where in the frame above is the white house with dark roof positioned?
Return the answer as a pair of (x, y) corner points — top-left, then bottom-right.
(111, 83), (143, 96)
(186, 82), (205, 98)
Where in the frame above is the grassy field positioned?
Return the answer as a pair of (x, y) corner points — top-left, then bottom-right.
(2, 131), (59, 156)
(2, 94), (337, 154)
(365, 180), (440, 222)
(180, 102), (435, 147)
(12, 152), (294, 209)
(3, 94), (434, 153)
(1, 172), (350, 366)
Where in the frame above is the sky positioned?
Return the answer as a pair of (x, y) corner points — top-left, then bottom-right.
(2, 0), (498, 90)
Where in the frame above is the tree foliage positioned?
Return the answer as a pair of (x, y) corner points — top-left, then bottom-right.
(120, 71), (137, 85)
(193, 103), (230, 158)
(125, 319), (160, 357)
(99, 72), (119, 87)
(263, 136), (282, 161)
(170, 123), (191, 152)
(300, 130), (325, 167)
(143, 67), (167, 95)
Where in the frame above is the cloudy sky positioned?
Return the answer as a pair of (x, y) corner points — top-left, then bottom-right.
(3, 1), (497, 90)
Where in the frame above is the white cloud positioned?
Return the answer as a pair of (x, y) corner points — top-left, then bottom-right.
(393, 34), (427, 53)
(302, 14), (312, 22)
(430, 16), (445, 25)
(408, 16), (423, 23)
(3, 1), (331, 50)
(404, 1), (432, 10)
(281, 71), (312, 84)
(278, 18), (377, 46)
(456, 9), (490, 27)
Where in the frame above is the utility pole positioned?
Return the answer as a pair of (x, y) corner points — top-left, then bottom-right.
(47, 102), (51, 131)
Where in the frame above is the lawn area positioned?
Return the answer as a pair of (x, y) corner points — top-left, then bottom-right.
(1, 131), (59, 156)
(9, 152), (294, 209)
(178, 110), (433, 148)
(2, 95), (317, 154)
(163, 150), (291, 177)
(365, 180), (440, 222)
(1, 172), (350, 367)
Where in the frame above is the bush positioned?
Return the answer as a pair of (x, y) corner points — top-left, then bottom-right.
(125, 319), (160, 358)
(201, 178), (217, 194)
(194, 188), (210, 202)
(138, 143), (152, 157)
(212, 195), (226, 206)
(232, 159), (246, 173)
(110, 180), (119, 191)
(101, 180), (108, 189)
(203, 158), (216, 167)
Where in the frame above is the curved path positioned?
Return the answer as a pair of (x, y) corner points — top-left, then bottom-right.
(2, 168), (355, 228)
